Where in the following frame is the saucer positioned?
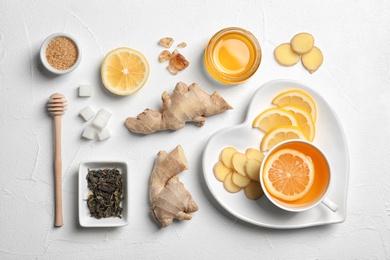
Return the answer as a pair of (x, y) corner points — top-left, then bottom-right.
(202, 79), (349, 229)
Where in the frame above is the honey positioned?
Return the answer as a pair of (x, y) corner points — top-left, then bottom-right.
(204, 27), (261, 84)
(263, 141), (330, 209)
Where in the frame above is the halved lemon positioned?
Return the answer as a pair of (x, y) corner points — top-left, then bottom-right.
(281, 105), (315, 141)
(272, 89), (317, 122)
(260, 125), (307, 152)
(252, 107), (298, 132)
(263, 148), (314, 201)
(101, 47), (150, 96)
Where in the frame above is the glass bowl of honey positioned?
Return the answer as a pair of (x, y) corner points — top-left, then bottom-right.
(204, 27), (261, 84)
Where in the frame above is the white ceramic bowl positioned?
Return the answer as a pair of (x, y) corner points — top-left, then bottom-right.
(40, 33), (82, 75)
(78, 161), (129, 227)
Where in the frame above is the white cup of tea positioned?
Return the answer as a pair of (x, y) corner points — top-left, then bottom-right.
(259, 139), (338, 213)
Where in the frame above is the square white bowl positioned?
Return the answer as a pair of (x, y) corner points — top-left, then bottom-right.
(78, 161), (129, 227)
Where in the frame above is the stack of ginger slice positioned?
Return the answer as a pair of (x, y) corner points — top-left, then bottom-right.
(213, 147), (265, 200)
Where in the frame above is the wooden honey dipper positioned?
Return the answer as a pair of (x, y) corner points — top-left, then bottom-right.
(47, 93), (67, 227)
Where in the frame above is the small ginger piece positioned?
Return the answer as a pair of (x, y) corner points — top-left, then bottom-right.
(232, 172), (251, 188)
(301, 46), (323, 73)
(150, 145), (198, 227)
(290, 32), (314, 55)
(223, 172), (242, 193)
(244, 181), (264, 200)
(220, 147), (237, 169)
(213, 161), (232, 182)
(159, 37), (174, 48)
(245, 148), (264, 163)
(245, 158), (261, 182)
(231, 152), (248, 176)
(125, 82), (232, 134)
(274, 43), (300, 66)
(158, 50), (171, 62)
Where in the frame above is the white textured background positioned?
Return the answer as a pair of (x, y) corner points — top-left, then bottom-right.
(1, 0), (390, 259)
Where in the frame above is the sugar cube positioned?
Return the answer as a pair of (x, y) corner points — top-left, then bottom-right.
(79, 84), (92, 97)
(98, 128), (111, 141)
(92, 109), (111, 130)
(82, 126), (96, 139)
(79, 106), (95, 121)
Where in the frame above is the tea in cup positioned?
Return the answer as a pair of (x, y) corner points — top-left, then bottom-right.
(259, 140), (338, 212)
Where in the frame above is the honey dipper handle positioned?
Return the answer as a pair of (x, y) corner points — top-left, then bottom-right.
(54, 116), (63, 227)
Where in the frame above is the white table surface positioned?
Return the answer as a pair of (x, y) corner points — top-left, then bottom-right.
(1, 1), (390, 259)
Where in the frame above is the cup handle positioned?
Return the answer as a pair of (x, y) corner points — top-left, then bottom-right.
(322, 197), (338, 212)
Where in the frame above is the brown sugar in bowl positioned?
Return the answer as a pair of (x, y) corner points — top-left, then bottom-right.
(40, 33), (82, 74)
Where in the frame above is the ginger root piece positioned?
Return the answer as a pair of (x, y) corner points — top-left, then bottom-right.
(213, 161), (232, 182)
(290, 32), (314, 54)
(150, 145), (198, 227)
(274, 43), (300, 66)
(231, 152), (248, 176)
(223, 172), (242, 193)
(125, 82), (232, 134)
(245, 158), (261, 182)
(302, 46), (323, 74)
(232, 172), (251, 188)
(245, 148), (264, 163)
(220, 146), (237, 169)
(244, 181), (264, 200)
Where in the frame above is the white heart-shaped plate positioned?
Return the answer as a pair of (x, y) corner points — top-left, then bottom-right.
(202, 79), (349, 229)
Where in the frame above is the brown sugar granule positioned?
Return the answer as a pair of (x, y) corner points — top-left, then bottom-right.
(158, 37), (174, 48)
(46, 37), (78, 70)
(177, 42), (187, 48)
(167, 50), (189, 73)
(158, 50), (171, 62)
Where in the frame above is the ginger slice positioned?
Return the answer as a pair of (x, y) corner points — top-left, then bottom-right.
(220, 146), (237, 169)
(150, 145), (198, 227)
(232, 172), (251, 188)
(244, 181), (264, 200)
(274, 43), (300, 66)
(158, 37), (174, 48)
(231, 152), (248, 176)
(290, 32), (314, 55)
(301, 46), (323, 73)
(245, 148), (264, 163)
(213, 161), (232, 182)
(245, 158), (261, 182)
(125, 82), (232, 134)
(223, 172), (242, 193)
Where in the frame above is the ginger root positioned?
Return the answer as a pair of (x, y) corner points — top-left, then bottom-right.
(150, 145), (198, 227)
(125, 82), (232, 134)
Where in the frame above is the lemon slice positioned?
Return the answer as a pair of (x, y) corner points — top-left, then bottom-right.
(260, 125), (307, 152)
(272, 89), (317, 122)
(252, 107), (298, 132)
(281, 105), (315, 141)
(263, 148), (314, 201)
(101, 47), (150, 96)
